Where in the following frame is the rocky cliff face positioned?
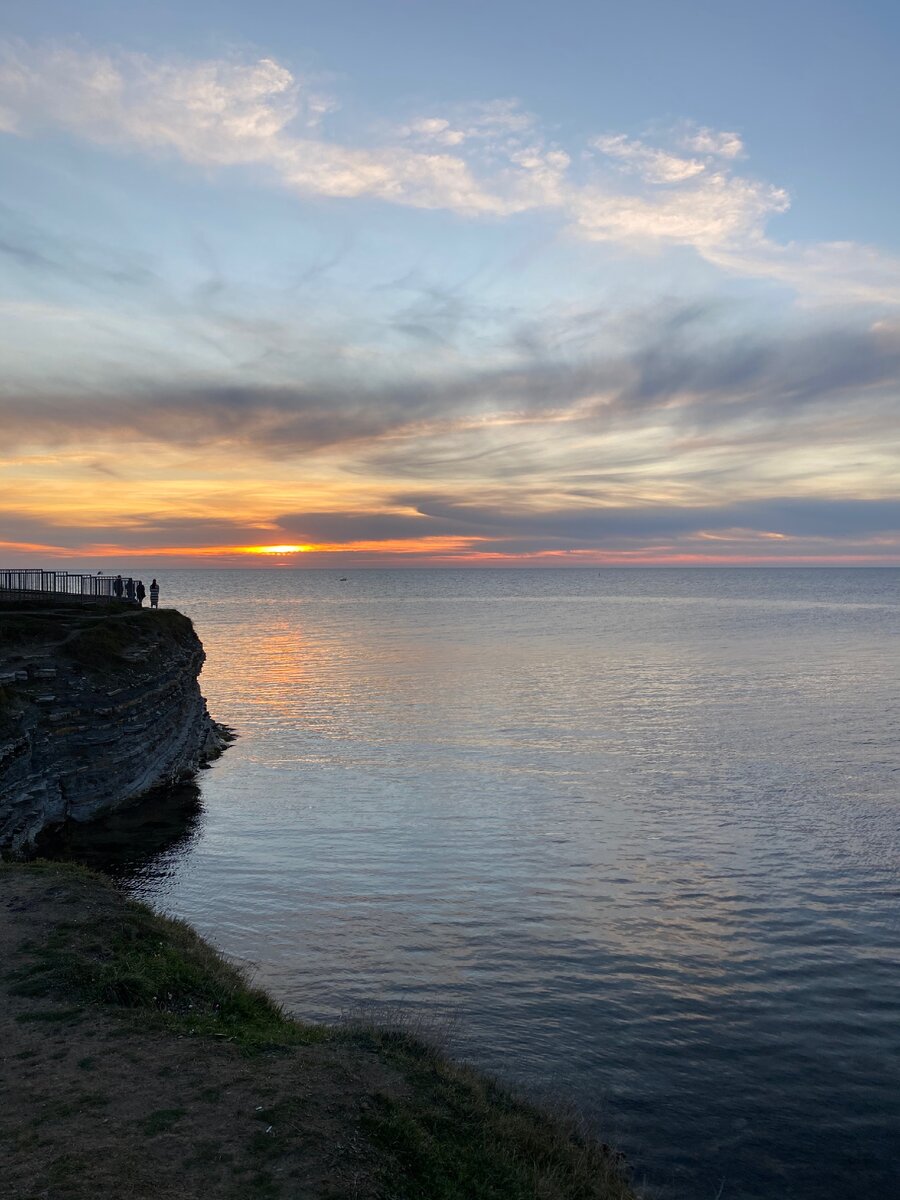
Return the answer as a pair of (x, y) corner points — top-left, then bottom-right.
(0, 600), (228, 854)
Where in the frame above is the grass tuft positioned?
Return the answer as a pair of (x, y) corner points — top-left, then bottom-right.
(350, 1027), (634, 1200)
(9, 862), (324, 1051)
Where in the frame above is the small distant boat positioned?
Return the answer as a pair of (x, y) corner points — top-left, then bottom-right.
(339, 577), (348, 582)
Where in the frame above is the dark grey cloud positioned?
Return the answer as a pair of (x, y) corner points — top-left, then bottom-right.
(0, 383), (424, 455)
(2, 300), (899, 466)
(0, 513), (268, 551)
(619, 327), (900, 422)
(4, 495), (898, 560)
(275, 510), (465, 542)
(275, 496), (900, 548)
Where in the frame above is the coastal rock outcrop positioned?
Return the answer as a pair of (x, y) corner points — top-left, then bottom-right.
(0, 599), (228, 853)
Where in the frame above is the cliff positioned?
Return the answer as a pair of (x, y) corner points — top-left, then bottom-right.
(0, 598), (227, 853)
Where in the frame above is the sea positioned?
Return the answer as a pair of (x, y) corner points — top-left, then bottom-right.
(55, 568), (900, 1199)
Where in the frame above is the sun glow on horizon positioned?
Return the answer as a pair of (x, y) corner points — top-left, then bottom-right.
(0, 25), (899, 572)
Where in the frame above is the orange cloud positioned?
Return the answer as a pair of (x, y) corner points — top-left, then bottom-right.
(2, 534), (899, 569)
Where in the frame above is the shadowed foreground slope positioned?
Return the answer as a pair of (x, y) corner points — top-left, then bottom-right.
(0, 862), (636, 1200)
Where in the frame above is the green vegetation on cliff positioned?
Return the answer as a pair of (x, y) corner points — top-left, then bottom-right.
(0, 597), (196, 676)
(1, 862), (636, 1200)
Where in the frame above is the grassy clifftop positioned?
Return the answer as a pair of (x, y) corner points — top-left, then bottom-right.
(0, 599), (196, 677)
(1, 862), (636, 1200)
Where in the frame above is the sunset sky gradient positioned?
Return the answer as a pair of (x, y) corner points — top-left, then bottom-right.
(2, 1), (899, 567)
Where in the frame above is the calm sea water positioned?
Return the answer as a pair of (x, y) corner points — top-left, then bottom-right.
(60, 569), (900, 1198)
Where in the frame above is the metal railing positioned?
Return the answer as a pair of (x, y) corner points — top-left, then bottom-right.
(0, 569), (138, 602)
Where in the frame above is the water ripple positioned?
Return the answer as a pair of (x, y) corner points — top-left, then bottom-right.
(111, 569), (898, 1200)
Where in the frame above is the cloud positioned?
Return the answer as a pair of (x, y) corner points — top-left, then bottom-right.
(0, 511), (268, 551)
(399, 99), (537, 147)
(0, 383), (417, 455)
(0, 44), (316, 157)
(592, 134), (706, 183)
(3, 40), (899, 304)
(400, 117), (467, 147)
(2, 41), (899, 566)
(3, 487), (897, 565)
(706, 237), (900, 307)
(0, 42), (546, 216)
(0, 202), (157, 293)
(602, 316), (900, 417)
(679, 126), (744, 159)
(571, 169), (787, 250)
(2, 300), (898, 498)
(385, 494), (900, 543)
(276, 509), (467, 542)
(578, 131), (789, 252)
(2, 293), (898, 566)
(579, 131), (900, 304)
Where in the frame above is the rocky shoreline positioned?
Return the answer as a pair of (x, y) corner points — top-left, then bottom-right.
(0, 598), (229, 854)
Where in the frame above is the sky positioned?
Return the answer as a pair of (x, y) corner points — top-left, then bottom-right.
(1, 0), (899, 568)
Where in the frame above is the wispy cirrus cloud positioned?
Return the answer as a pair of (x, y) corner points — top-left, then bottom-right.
(1, 300), (898, 488)
(2, 289), (898, 565)
(2, 40), (900, 304)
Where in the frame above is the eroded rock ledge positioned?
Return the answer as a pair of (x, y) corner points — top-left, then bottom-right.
(0, 599), (228, 853)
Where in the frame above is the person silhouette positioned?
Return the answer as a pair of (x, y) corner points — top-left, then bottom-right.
(149, 579), (160, 609)
(135, 580), (146, 606)
(113, 575), (124, 599)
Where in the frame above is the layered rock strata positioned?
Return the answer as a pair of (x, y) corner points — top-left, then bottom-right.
(0, 600), (227, 853)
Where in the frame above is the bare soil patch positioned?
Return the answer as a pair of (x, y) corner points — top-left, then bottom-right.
(1, 868), (391, 1199)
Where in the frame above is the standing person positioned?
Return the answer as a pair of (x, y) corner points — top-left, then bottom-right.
(125, 578), (136, 603)
(135, 580), (146, 606)
(149, 579), (160, 609)
(113, 575), (124, 599)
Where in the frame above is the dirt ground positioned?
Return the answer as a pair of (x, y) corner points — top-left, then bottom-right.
(0, 869), (399, 1200)
(0, 865), (636, 1200)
